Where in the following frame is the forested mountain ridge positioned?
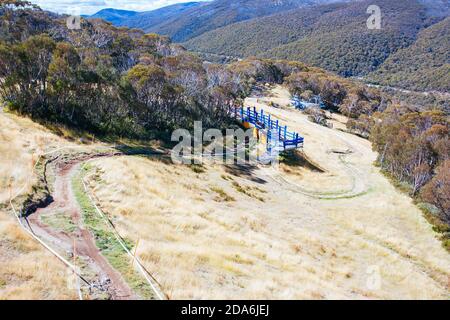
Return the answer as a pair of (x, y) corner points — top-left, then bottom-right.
(92, 0), (348, 42)
(418, 0), (450, 16)
(89, 2), (205, 33)
(88, 0), (449, 92)
(185, 0), (447, 80)
(2, 1), (368, 138)
(0, 1), (251, 137)
(89, 8), (139, 25)
(368, 16), (450, 92)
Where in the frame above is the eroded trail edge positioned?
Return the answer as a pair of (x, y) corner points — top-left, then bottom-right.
(17, 150), (165, 300)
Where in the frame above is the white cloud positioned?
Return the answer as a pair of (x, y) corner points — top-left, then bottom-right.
(29, 0), (208, 15)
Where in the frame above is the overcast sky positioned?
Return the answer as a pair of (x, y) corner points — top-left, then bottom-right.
(29, 0), (209, 15)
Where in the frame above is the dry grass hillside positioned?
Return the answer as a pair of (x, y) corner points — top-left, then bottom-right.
(83, 86), (450, 299)
(0, 110), (79, 299)
(1, 84), (449, 299)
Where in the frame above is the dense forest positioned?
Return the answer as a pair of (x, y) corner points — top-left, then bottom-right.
(89, 0), (449, 92)
(370, 107), (449, 216)
(368, 17), (450, 92)
(184, 0), (449, 92)
(0, 1), (338, 138)
(0, 1), (250, 138)
(110, 0), (341, 43)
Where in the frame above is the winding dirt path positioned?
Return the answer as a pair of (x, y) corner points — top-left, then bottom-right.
(27, 158), (136, 300)
(246, 94), (370, 199)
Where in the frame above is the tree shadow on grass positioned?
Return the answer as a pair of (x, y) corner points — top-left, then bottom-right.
(224, 164), (267, 184)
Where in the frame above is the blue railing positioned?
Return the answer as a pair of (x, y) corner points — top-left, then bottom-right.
(233, 106), (304, 150)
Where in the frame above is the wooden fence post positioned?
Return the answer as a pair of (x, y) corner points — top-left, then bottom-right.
(8, 177), (12, 204)
(131, 238), (140, 270)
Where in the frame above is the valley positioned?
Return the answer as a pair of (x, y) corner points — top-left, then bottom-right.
(90, 0), (449, 92)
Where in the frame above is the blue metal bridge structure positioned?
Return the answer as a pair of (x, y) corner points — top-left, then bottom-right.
(233, 106), (304, 151)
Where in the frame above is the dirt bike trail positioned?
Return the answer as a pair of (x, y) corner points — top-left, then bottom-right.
(27, 158), (136, 300)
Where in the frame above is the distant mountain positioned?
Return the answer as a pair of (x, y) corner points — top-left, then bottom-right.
(149, 0), (350, 42)
(118, 2), (205, 32)
(94, 0), (347, 42)
(417, 0), (450, 16)
(89, 8), (139, 25)
(88, 0), (449, 92)
(184, 3), (346, 60)
(89, 2), (205, 31)
(184, 0), (448, 90)
(368, 16), (450, 92)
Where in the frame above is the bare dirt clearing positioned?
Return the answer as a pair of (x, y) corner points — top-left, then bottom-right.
(83, 86), (450, 299)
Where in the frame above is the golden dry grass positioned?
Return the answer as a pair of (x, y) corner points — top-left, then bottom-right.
(0, 211), (77, 300)
(1, 87), (449, 300)
(85, 158), (450, 299)
(0, 111), (79, 300)
(0, 112), (78, 204)
(83, 86), (450, 300)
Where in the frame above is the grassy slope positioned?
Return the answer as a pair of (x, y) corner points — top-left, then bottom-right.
(82, 88), (450, 299)
(85, 154), (450, 299)
(0, 111), (78, 300)
(0, 108), (160, 300)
